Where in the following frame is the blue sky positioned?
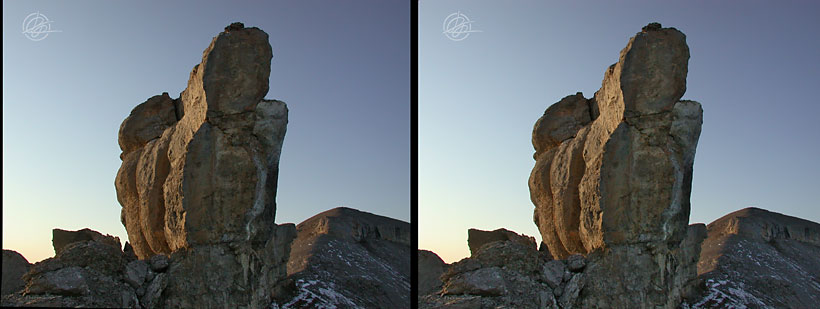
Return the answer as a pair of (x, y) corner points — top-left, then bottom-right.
(420, 0), (820, 263)
(3, 0), (409, 262)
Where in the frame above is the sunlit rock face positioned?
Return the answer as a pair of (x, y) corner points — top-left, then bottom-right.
(529, 22), (705, 308)
(114, 22), (295, 307)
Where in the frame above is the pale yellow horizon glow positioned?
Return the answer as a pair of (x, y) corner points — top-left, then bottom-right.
(2, 188), (128, 264)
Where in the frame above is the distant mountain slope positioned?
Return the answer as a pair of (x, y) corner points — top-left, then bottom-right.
(685, 207), (820, 308)
(272, 207), (410, 308)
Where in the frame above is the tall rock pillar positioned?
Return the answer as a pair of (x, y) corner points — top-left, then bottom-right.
(115, 23), (296, 308)
(529, 23), (706, 308)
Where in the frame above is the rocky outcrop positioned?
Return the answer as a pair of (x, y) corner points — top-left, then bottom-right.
(467, 228), (537, 256)
(2, 250), (31, 295)
(419, 232), (581, 309)
(1, 228), (154, 308)
(418, 250), (448, 296)
(113, 22), (293, 307)
(527, 22), (704, 308)
(52, 228), (121, 256)
(684, 208), (820, 308)
(272, 207), (410, 308)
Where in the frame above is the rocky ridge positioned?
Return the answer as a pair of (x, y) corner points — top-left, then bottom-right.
(272, 207), (410, 308)
(684, 208), (820, 308)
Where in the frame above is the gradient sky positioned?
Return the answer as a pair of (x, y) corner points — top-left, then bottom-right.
(3, 0), (409, 263)
(420, 1), (820, 263)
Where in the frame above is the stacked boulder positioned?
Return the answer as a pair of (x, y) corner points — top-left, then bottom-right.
(113, 22), (295, 307)
(528, 22), (705, 308)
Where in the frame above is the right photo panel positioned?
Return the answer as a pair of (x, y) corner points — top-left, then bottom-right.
(418, 1), (820, 308)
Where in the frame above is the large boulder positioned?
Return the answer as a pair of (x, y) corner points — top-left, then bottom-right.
(2, 250), (31, 295)
(114, 22), (292, 307)
(442, 267), (507, 296)
(528, 23), (704, 308)
(417, 250), (447, 296)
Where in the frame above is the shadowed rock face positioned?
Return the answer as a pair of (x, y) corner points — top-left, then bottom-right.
(2, 250), (31, 296)
(114, 23), (293, 307)
(418, 250), (448, 296)
(685, 208), (820, 308)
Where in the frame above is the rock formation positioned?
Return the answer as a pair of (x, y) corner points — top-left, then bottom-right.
(420, 23), (707, 309)
(113, 22), (295, 307)
(52, 228), (121, 256)
(2, 250), (31, 296)
(2, 228), (146, 307)
(684, 208), (820, 308)
(527, 22), (705, 307)
(529, 21), (700, 259)
(272, 207), (410, 308)
(418, 250), (448, 296)
(419, 230), (582, 308)
(3, 22), (410, 309)
(467, 228), (537, 256)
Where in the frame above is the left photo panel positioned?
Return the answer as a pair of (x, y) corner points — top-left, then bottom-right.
(2, 1), (411, 308)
